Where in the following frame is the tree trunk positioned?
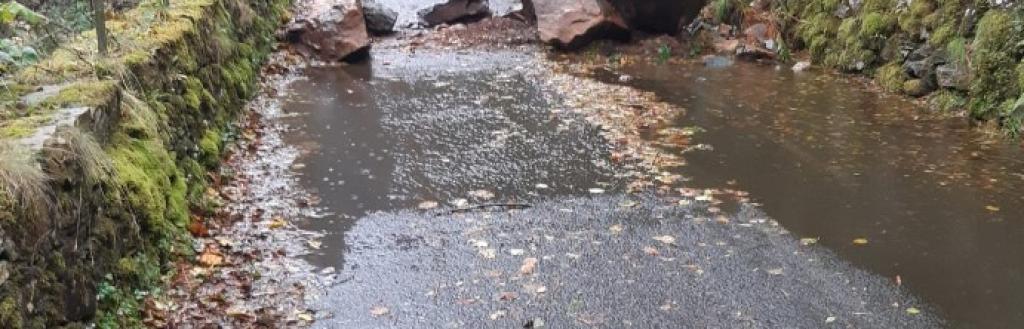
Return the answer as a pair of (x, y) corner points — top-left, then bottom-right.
(92, 0), (107, 55)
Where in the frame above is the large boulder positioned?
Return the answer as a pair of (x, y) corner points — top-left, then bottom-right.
(363, 0), (398, 35)
(607, 0), (705, 34)
(285, 0), (370, 62)
(532, 0), (630, 49)
(418, 0), (492, 27)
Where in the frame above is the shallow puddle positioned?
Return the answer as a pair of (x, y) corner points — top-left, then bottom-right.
(615, 61), (1024, 327)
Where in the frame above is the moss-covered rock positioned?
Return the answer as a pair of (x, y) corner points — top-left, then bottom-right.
(875, 62), (906, 93)
(968, 9), (1021, 119)
(903, 79), (930, 97)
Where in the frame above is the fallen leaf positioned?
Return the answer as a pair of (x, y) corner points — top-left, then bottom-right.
(418, 201), (439, 210)
(906, 307), (920, 315)
(609, 224), (624, 234)
(799, 237), (819, 246)
(985, 205), (1000, 212)
(535, 183), (550, 189)
(653, 235), (676, 244)
(480, 248), (497, 259)
(451, 198), (469, 208)
(766, 268), (784, 275)
(825, 316), (836, 323)
(498, 291), (518, 301)
(370, 305), (389, 317)
(619, 200), (638, 208)
(852, 238), (869, 245)
(588, 188), (605, 194)
(520, 257), (538, 275)
(307, 240), (322, 249)
(197, 252), (223, 267)
(297, 312), (314, 321)
(469, 189), (495, 200)
(269, 217), (287, 229)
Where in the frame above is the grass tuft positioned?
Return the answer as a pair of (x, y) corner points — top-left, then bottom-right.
(0, 142), (51, 223)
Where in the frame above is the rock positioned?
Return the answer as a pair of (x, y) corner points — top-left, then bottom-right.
(362, 0), (398, 35)
(903, 79), (933, 97)
(702, 54), (734, 68)
(532, 0), (630, 49)
(285, 0), (370, 62)
(0, 261), (8, 286)
(744, 23), (770, 43)
(936, 63), (969, 90)
(418, 0), (491, 27)
(792, 61), (811, 72)
(713, 38), (739, 53)
(735, 44), (775, 62)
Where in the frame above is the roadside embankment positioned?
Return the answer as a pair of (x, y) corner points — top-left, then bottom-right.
(0, 0), (288, 326)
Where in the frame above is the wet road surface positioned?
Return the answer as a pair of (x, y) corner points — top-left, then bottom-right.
(270, 47), (942, 328)
(608, 61), (1024, 328)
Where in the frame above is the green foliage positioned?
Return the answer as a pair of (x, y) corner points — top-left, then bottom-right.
(0, 296), (22, 328)
(0, 142), (50, 223)
(0, 38), (39, 70)
(94, 275), (145, 329)
(656, 44), (671, 64)
(946, 37), (967, 65)
(875, 62), (906, 93)
(969, 10), (1021, 118)
(929, 90), (968, 112)
(0, 1), (47, 26)
(1017, 60), (1024, 93)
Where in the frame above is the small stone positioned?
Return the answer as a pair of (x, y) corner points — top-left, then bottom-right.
(792, 61), (811, 72)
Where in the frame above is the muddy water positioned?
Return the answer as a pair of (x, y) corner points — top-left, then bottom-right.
(614, 62), (1024, 328)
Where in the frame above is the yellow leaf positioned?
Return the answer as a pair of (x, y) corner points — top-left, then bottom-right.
(269, 217), (287, 229)
(985, 205), (1000, 212)
(906, 307), (920, 315)
(852, 238), (869, 245)
(197, 252), (223, 267)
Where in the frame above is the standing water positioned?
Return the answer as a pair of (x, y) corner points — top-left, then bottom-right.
(613, 61), (1024, 328)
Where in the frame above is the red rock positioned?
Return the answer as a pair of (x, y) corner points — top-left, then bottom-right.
(285, 0), (369, 62)
(532, 0), (630, 49)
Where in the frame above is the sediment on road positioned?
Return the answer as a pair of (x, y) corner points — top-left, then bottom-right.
(0, 0), (288, 326)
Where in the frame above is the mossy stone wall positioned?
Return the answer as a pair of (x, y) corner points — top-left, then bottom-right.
(0, 0), (288, 327)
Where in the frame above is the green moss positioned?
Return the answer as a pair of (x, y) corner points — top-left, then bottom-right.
(969, 10), (1021, 118)
(0, 117), (47, 138)
(929, 90), (968, 112)
(876, 62), (906, 93)
(0, 296), (23, 329)
(107, 102), (189, 250)
(903, 79), (929, 97)
(946, 37), (967, 64)
(198, 128), (222, 169)
(928, 23), (956, 47)
(860, 12), (895, 39)
(1017, 60), (1024, 94)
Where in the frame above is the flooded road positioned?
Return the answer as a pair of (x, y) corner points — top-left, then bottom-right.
(611, 61), (1024, 328)
(266, 44), (941, 328)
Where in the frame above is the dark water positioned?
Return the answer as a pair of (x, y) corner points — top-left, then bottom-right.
(615, 61), (1024, 328)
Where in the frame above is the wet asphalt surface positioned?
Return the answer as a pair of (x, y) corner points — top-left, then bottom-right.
(274, 47), (943, 328)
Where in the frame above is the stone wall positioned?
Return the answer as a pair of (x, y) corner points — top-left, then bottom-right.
(0, 0), (288, 326)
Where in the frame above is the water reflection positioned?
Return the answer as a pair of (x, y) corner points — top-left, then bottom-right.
(617, 61), (1024, 328)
